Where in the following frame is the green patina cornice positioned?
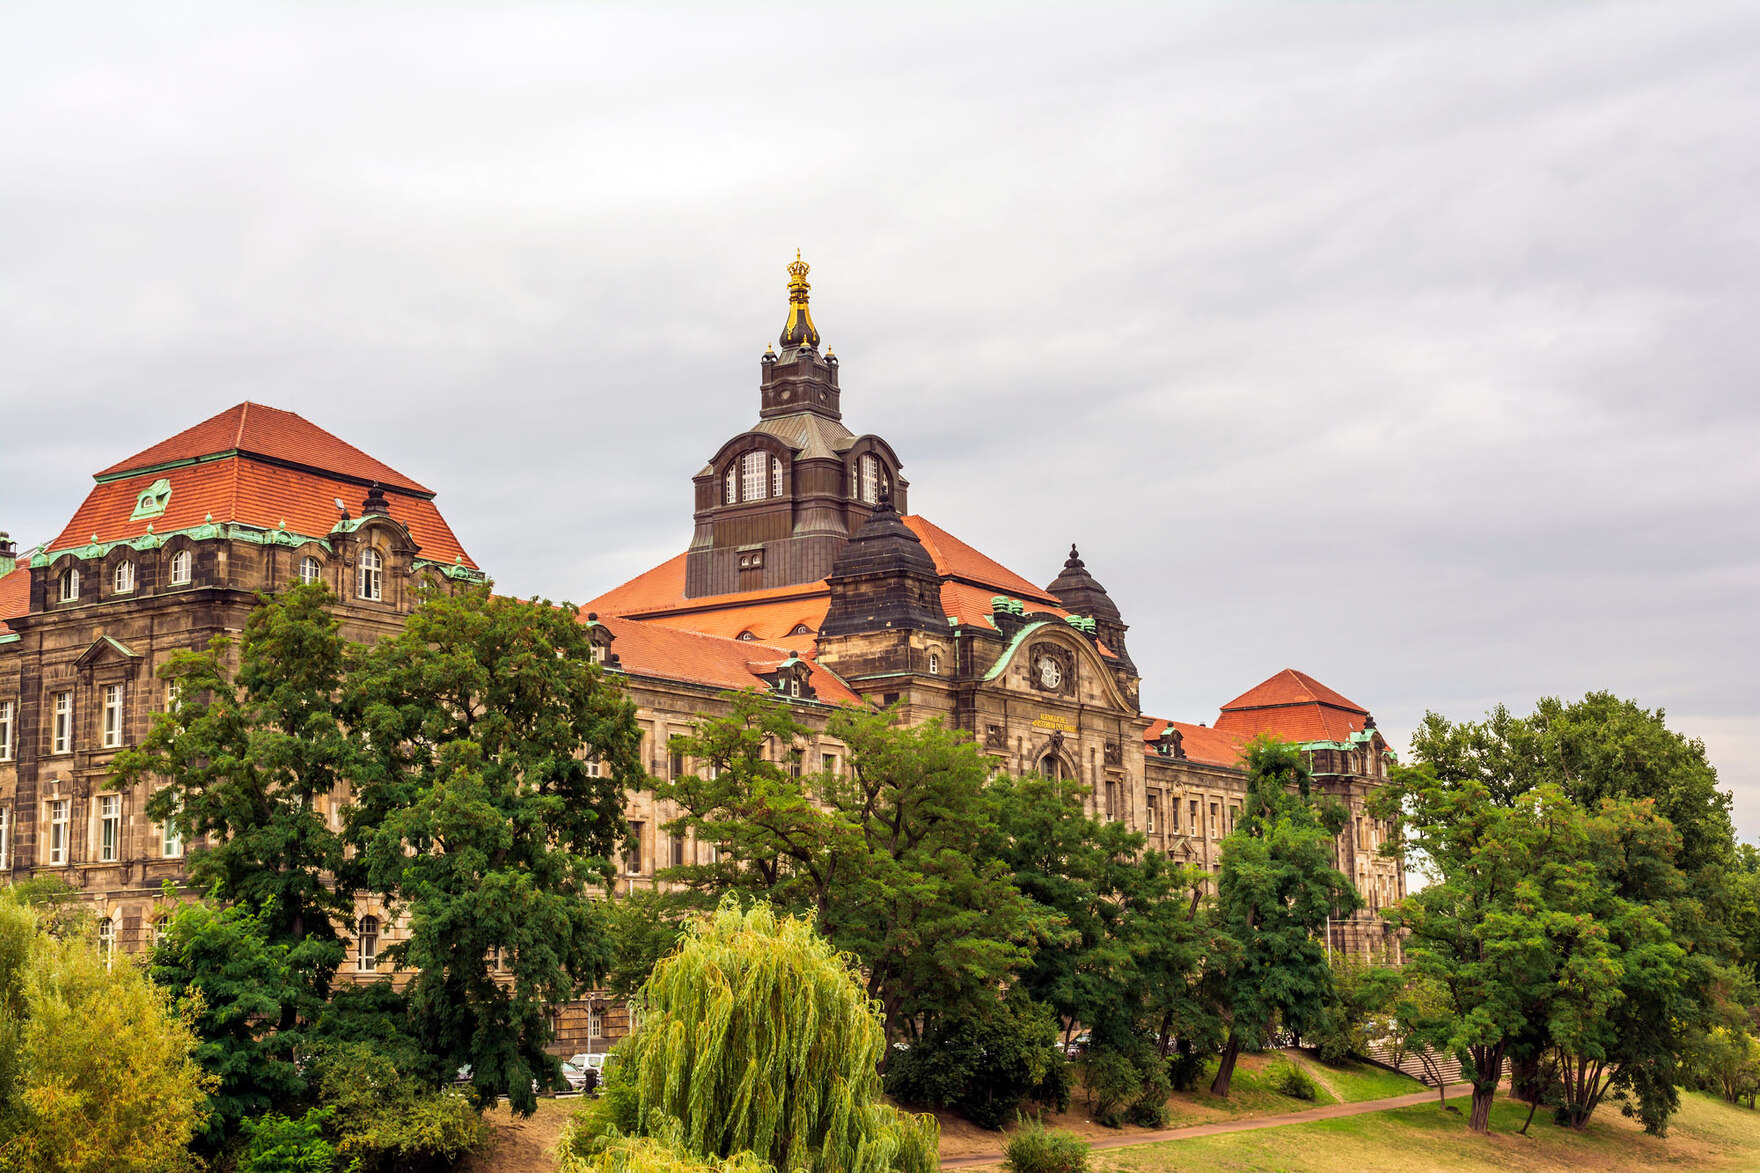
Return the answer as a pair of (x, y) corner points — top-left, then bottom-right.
(980, 620), (1054, 682)
(30, 522), (336, 567)
(413, 557), (486, 583)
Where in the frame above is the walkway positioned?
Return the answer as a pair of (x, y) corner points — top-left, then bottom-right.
(940, 1082), (1475, 1168)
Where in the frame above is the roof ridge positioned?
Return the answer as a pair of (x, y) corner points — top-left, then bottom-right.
(234, 402), (251, 450)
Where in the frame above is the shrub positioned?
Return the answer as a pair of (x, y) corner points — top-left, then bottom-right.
(1080, 1032), (1170, 1129)
(1004, 1119), (1087, 1173)
(1267, 1057), (1318, 1101)
(1166, 1047), (1209, 1093)
(239, 1109), (336, 1173)
(316, 1042), (489, 1173)
(884, 990), (1070, 1129)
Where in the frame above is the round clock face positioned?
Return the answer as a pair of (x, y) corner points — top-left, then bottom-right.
(1037, 656), (1063, 690)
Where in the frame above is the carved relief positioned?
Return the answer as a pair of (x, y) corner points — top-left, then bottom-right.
(1026, 642), (1073, 696)
(1103, 740), (1122, 767)
(985, 724), (1006, 750)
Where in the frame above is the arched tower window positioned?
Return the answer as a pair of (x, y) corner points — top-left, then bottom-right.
(772, 456), (783, 497)
(300, 555), (322, 585)
(854, 454), (888, 505)
(358, 548), (383, 601)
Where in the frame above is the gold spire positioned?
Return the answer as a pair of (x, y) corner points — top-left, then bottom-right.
(779, 249), (821, 350)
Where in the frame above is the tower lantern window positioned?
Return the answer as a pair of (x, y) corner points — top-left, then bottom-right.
(741, 451), (767, 501)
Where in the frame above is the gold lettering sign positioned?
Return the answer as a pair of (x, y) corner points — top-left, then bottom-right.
(1031, 713), (1078, 734)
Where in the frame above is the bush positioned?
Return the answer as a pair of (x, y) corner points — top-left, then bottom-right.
(1166, 1047), (1209, 1093)
(316, 1043), (489, 1173)
(1080, 1033), (1170, 1129)
(884, 991), (1070, 1129)
(1267, 1057), (1318, 1101)
(239, 1109), (336, 1173)
(1003, 1119), (1087, 1173)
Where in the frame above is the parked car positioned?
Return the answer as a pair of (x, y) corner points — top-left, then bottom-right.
(1062, 1031), (1091, 1058)
(559, 1059), (589, 1093)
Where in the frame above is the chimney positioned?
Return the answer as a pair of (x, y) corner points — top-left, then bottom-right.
(0, 532), (15, 578)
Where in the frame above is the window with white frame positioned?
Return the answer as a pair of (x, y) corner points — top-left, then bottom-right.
(98, 794), (121, 863)
(98, 917), (115, 971)
(740, 451), (767, 501)
(0, 808), (11, 871)
(48, 800), (69, 866)
(358, 547), (383, 600)
(588, 1009), (603, 1039)
(170, 549), (192, 585)
(300, 555), (322, 585)
(114, 560), (136, 593)
(771, 456), (783, 497)
(724, 466), (738, 504)
(858, 454), (882, 504)
(153, 916), (168, 948)
(928, 652), (940, 675)
(1146, 795), (1158, 835)
(0, 700), (11, 761)
(52, 692), (72, 754)
(162, 795), (183, 858)
(59, 567), (80, 602)
(357, 915), (379, 971)
(102, 684), (123, 748)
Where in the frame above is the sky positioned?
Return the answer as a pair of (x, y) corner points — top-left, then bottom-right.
(3, 2), (1757, 841)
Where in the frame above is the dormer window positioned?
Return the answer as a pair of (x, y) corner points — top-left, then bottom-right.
(736, 631), (756, 641)
(358, 547), (383, 601)
(741, 451), (766, 501)
(58, 567), (80, 602)
(853, 454), (888, 505)
(727, 451), (786, 504)
(789, 624), (811, 636)
(300, 555), (322, 585)
(169, 550), (192, 585)
(113, 561), (135, 593)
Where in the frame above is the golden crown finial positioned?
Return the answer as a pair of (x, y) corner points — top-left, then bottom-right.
(787, 249), (810, 284)
(779, 250), (819, 349)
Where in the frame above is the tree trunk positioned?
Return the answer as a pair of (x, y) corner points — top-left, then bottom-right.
(1469, 1084), (1496, 1133)
(1466, 1043), (1505, 1134)
(1210, 1033), (1242, 1097)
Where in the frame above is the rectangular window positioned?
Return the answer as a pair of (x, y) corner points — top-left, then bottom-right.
(741, 451), (766, 501)
(584, 758), (602, 778)
(1209, 802), (1219, 839)
(669, 834), (685, 868)
(48, 800), (69, 866)
(162, 796), (183, 859)
(820, 752), (839, 775)
(626, 822), (643, 874)
(102, 684), (123, 748)
(1189, 799), (1199, 833)
(0, 700), (11, 760)
(589, 1010), (603, 1039)
(52, 692), (72, 755)
(668, 751), (684, 780)
(99, 794), (121, 863)
(0, 808), (9, 871)
(1145, 796), (1157, 835)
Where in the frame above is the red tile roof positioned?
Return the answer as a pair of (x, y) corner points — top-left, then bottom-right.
(1211, 669), (1370, 745)
(904, 517), (1060, 605)
(0, 568), (29, 636)
(47, 459), (476, 569)
(1142, 717), (1246, 769)
(98, 402), (432, 494)
(597, 617), (862, 706)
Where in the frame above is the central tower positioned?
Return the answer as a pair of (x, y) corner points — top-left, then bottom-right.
(684, 256), (908, 598)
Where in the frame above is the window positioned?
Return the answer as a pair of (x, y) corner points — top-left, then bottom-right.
(788, 675), (801, 698)
(0, 808), (9, 870)
(300, 555), (322, 585)
(358, 548), (383, 600)
(357, 916), (379, 971)
(59, 567), (79, 602)
(928, 652), (940, 675)
(820, 752), (839, 775)
(99, 794), (121, 862)
(162, 795), (183, 858)
(771, 456), (783, 497)
(52, 692), (72, 754)
(169, 549), (192, 585)
(1039, 755), (1063, 781)
(669, 751), (684, 780)
(724, 466), (738, 504)
(584, 758), (603, 778)
(736, 631), (756, 641)
(102, 684), (123, 748)
(588, 1009), (603, 1040)
(741, 451), (767, 501)
(48, 800), (69, 866)
(1169, 798), (1180, 834)
(113, 560), (136, 593)
(98, 918), (115, 971)
(669, 834), (685, 868)
(859, 455), (880, 504)
(0, 701), (11, 761)
(626, 823), (644, 874)
(1146, 796), (1157, 835)
(153, 916), (168, 948)
(1209, 802), (1219, 839)
(1189, 799), (1199, 833)
(789, 624), (811, 636)
(1105, 779), (1119, 821)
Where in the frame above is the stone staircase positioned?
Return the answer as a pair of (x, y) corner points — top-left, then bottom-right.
(1361, 1041), (1468, 1087)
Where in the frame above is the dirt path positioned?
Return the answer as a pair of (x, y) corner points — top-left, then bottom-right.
(1280, 1048), (1343, 1102)
(939, 1082), (1477, 1168)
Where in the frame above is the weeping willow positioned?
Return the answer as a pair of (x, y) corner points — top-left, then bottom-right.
(566, 900), (937, 1173)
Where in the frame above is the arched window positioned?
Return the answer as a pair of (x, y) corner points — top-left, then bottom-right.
(1039, 755), (1064, 781)
(299, 555), (322, 585)
(169, 549), (192, 585)
(113, 561), (135, 593)
(928, 652), (941, 676)
(741, 451), (767, 501)
(771, 456), (783, 497)
(856, 455), (885, 505)
(725, 466), (738, 504)
(357, 916), (380, 972)
(59, 567), (80, 602)
(98, 917), (115, 971)
(358, 548), (383, 601)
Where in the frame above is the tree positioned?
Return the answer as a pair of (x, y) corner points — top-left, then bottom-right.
(883, 988), (1069, 1129)
(1312, 950), (1400, 1066)
(602, 891), (690, 1001)
(115, 581), (357, 1021)
(0, 890), (213, 1173)
(345, 585), (644, 1114)
(1207, 739), (1358, 1097)
(657, 694), (1033, 1039)
(149, 897), (306, 1153)
(561, 901), (937, 1173)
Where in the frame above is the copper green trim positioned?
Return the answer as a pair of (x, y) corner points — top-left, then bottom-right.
(980, 621), (1055, 682)
(413, 557), (486, 583)
(0, 634), (18, 647)
(92, 451), (240, 485)
(32, 524), (336, 567)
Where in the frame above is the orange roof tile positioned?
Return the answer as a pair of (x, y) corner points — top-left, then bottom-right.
(48, 458), (476, 569)
(597, 617), (862, 706)
(903, 517), (1059, 604)
(1142, 717), (1246, 769)
(1219, 669), (1365, 715)
(98, 403), (432, 494)
(0, 567), (29, 636)
(1211, 704), (1367, 745)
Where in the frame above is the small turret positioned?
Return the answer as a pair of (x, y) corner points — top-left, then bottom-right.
(1046, 543), (1136, 674)
(819, 487), (946, 638)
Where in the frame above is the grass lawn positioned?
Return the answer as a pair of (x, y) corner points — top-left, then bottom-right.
(1091, 1090), (1760, 1173)
(1291, 1051), (1429, 1103)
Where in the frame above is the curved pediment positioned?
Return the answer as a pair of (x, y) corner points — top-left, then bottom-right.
(983, 618), (1135, 712)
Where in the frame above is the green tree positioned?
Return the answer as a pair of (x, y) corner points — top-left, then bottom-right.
(603, 891), (690, 1001)
(1312, 950), (1400, 1066)
(345, 585), (643, 1114)
(114, 581), (357, 1020)
(561, 901), (937, 1173)
(883, 988), (1069, 1129)
(658, 694), (1033, 1039)
(1207, 739), (1358, 1097)
(149, 898), (306, 1153)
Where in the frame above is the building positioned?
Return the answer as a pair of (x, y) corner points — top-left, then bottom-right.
(0, 257), (1404, 1047)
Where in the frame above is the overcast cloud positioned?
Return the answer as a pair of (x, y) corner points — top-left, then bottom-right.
(3, 2), (1757, 840)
